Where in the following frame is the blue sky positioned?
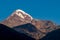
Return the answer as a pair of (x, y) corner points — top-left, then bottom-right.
(0, 0), (60, 25)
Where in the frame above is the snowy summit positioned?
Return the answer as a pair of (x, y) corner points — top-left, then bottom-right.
(15, 9), (33, 20)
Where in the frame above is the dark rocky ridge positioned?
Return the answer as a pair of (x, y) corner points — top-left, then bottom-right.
(0, 24), (35, 40)
(40, 29), (60, 40)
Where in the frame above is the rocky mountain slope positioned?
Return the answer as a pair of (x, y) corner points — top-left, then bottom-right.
(2, 9), (33, 27)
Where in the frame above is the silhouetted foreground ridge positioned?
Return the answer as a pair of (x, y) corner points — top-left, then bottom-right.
(0, 24), (35, 40)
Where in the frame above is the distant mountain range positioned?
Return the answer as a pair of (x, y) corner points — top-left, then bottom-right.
(1, 9), (60, 40)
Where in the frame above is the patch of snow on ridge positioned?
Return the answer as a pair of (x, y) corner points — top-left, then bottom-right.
(16, 10), (24, 19)
(15, 9), (33, 20)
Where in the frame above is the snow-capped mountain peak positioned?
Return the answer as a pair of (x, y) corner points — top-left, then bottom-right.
(2, 9), (34, 27)
(1, 9), (57, 40)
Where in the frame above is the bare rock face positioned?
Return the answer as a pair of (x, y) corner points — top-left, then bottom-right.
(31, 20), (56, 33)
(31, 19), (56, 39)
(2, 9), (57, 40)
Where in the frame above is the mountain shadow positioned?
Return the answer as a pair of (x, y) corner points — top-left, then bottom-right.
(0, 24), (35, 40)
(40, 29), (60, 40)
(13, 23), (37, 32)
